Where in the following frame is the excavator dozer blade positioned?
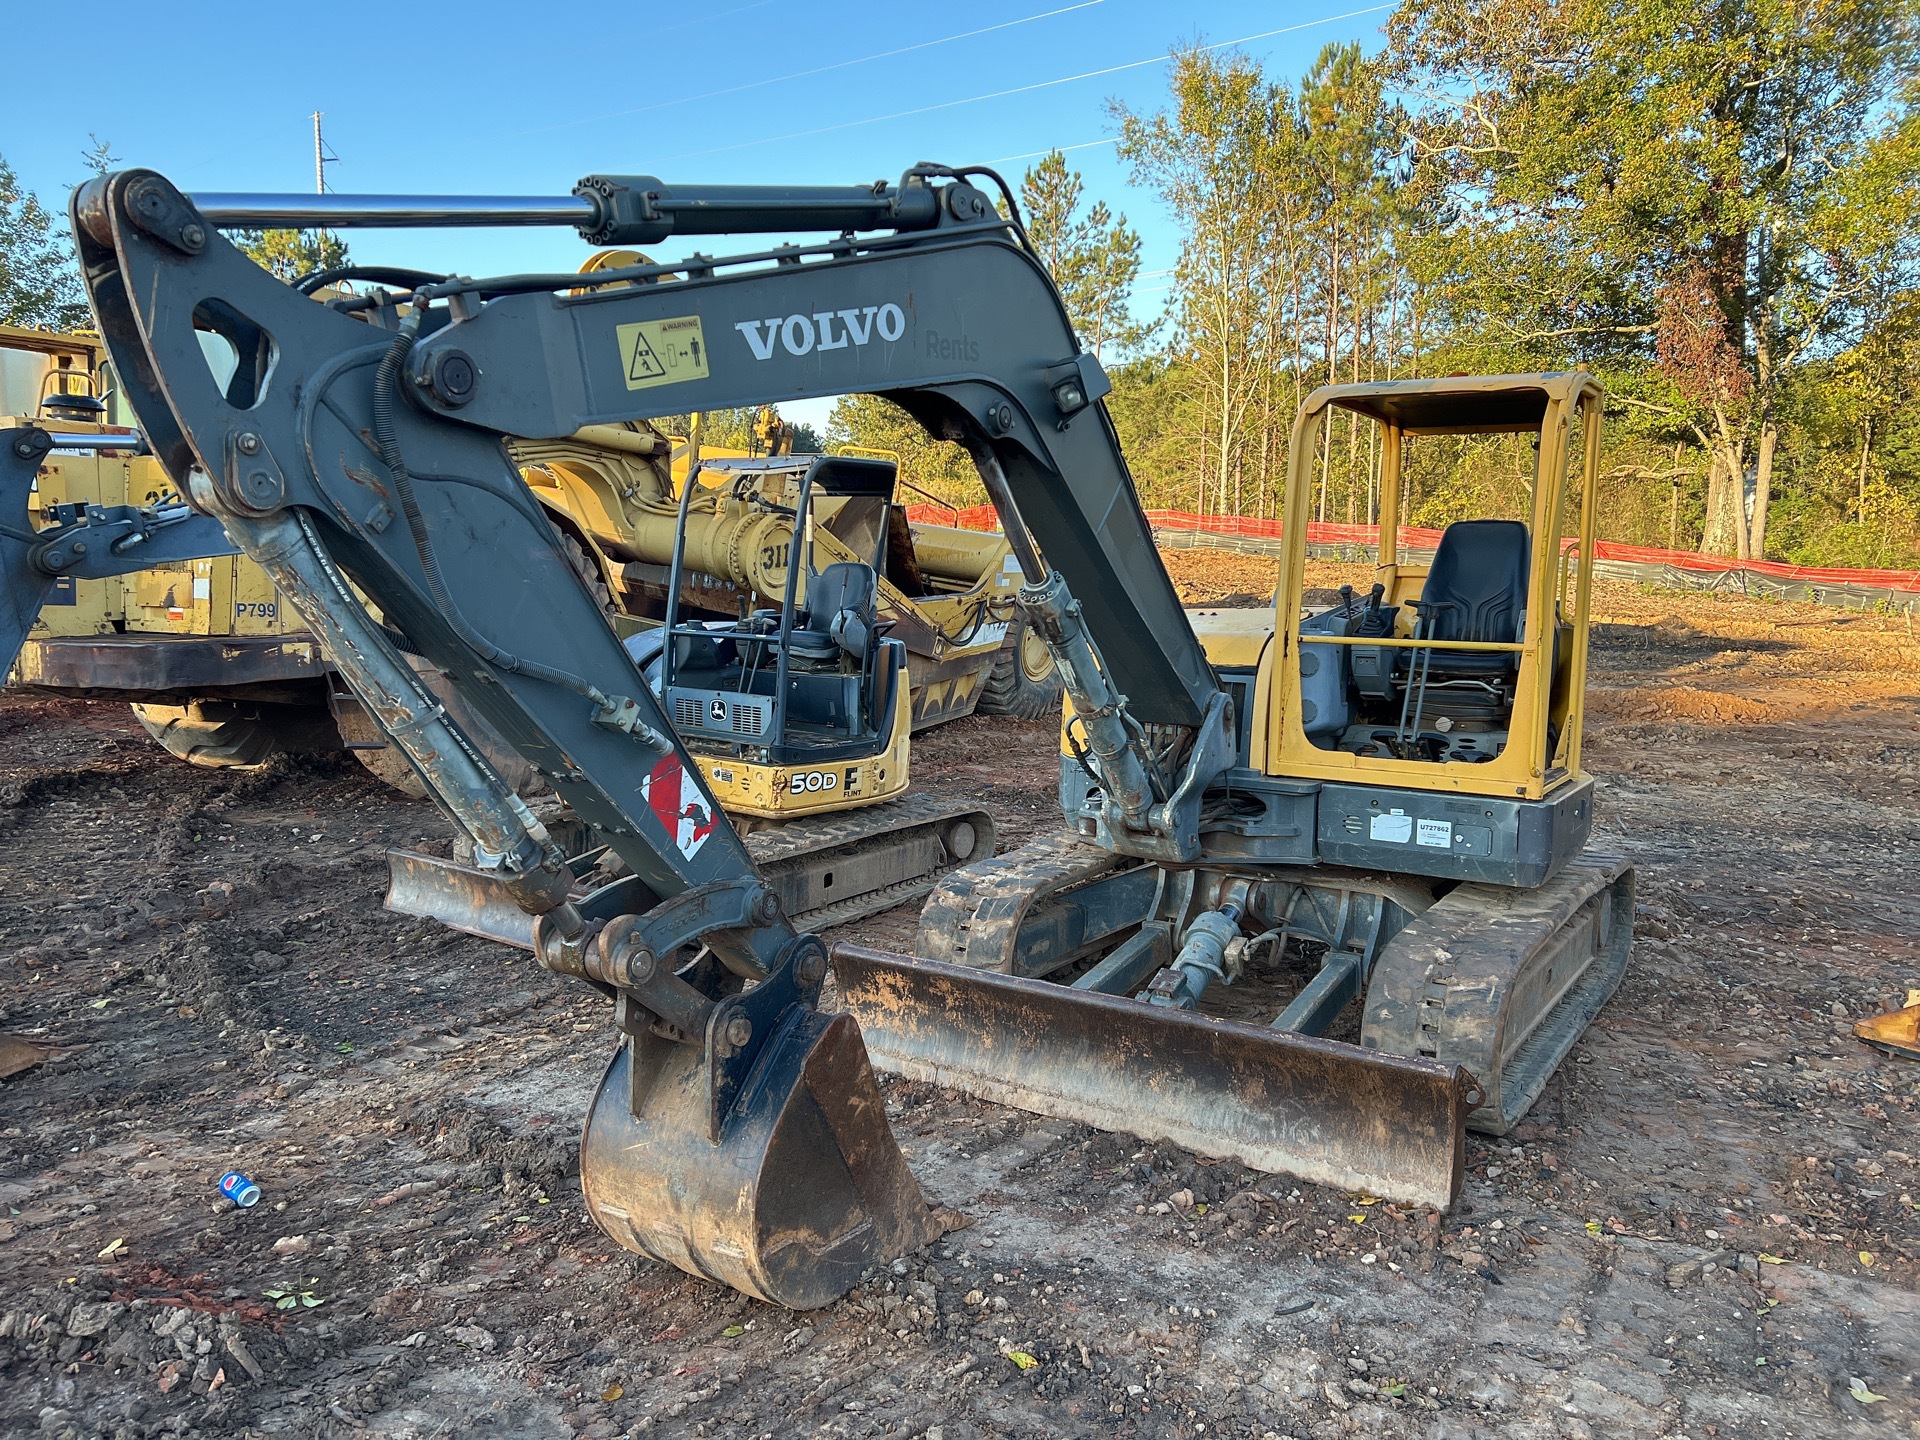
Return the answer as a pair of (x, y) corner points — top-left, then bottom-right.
(580, 1006), (943, 1309)
(830, 945), (1481, 1210)
(386, 849), (552, 949)
(386, 795), (995, 944)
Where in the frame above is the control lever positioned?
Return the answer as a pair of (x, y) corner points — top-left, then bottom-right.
(1355, 583), (1395, 641)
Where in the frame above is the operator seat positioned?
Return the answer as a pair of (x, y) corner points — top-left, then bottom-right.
(789, 562), (877, 662)
(1409, 519), (1529, 693)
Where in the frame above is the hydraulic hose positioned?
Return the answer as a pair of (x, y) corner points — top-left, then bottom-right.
(296, 264), (448, 295)
(195, 502), (578, 921)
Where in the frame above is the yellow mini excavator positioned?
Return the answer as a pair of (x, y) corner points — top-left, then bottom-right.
(862, 372), (1631, 1170)
(69, 162), (1632, 1308)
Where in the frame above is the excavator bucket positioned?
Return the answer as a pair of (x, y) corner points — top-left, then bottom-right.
(581, 1005), (943, 1308)
(830, 945), (1481, 1209)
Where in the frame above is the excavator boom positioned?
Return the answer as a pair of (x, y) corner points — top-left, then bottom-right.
(72, 169), (961, 1306)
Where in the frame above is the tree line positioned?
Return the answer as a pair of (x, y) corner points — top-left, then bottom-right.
(7, 4), (1915, 567)
(833, 0), (1920, 567)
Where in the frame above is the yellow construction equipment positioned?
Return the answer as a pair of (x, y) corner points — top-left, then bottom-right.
(3, 323), (1056, 787)
(874, 372), (1631, 1162)
(1856, 991), (1920, 1061)
(0, 325), (339, 764)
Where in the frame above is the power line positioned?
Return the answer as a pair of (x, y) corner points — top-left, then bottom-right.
(653, 5), (1394, 164)
(510, 1), (1106, 140)
(646, 0), (779, 41)
(992, 137), (1120, 163)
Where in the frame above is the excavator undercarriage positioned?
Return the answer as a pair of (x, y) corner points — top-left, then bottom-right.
(67, 162), (1634, 1306)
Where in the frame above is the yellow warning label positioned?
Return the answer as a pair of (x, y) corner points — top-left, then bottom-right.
(617, 315), (709, 391)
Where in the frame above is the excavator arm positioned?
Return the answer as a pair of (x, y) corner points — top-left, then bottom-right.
(1, 425), (238, 678)
(68, 164), (1242, 1306)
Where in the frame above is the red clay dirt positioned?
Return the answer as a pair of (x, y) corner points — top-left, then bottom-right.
(1, 561), (1916, 1439)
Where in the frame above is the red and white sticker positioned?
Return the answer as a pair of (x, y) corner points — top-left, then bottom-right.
(641, 753), (716, 861)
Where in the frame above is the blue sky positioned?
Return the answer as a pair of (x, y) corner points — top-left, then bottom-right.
(3, 0), (1388, 425)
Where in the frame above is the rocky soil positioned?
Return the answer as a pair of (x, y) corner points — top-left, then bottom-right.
(1, 558), (1916, 1439)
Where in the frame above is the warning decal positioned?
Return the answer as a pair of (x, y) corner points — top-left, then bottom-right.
(617, 315), (710, 392)
(640, 753), (717, 860)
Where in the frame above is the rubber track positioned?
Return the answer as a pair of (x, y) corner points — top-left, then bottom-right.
(744, 791), (983, 866)
(916, 827), (1119, 971)
(745, 792), (995, 934)
(1361, 853), (1634, 1135)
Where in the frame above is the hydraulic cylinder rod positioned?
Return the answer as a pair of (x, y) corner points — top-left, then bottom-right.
(973, 450), (1159, 829)
(190, 174), (944, 246)
(191, 193), (594, 229)
(38, 433), (146, 451)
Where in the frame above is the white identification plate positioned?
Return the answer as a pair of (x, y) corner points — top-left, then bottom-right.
(1370, 810), (1413, 844)
(1417, 818), (1454, 848)
(191, 577), (212, 600)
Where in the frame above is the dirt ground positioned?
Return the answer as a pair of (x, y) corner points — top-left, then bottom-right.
(3, 552), (1918, 1440)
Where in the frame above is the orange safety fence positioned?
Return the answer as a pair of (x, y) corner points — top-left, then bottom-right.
(903, 504), (1920, 605)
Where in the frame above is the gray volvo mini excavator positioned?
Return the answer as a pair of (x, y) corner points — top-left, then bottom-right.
(69, 162), (1631, 1307)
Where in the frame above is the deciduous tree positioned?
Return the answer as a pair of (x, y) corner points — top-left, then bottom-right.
(1389, 0), (1920, 557)
(0, 154), (88, 330)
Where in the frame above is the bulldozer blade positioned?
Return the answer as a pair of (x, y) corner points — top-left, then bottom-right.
(580, 1006), (943, 1309)
(830, 944), (1481, 1210)
(385, 848), (550, 949)
(386, 795), (994, 946)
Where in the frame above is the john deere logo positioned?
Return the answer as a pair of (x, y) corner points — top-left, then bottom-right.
(709, 699), (727, 723)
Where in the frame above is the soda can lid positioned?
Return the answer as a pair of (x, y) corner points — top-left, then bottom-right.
(231, 1182), (261, 1208)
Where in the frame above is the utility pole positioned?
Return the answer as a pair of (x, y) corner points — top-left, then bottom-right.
(312, 111), (338, 194)
(312, 111), (340, 265)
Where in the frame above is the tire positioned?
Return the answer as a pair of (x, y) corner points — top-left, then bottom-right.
(132, 699), (343, 770)
(333, 701), (430, 799)
(977, 623), (1064, 720)
(334, 657), (547, 801)
(551, 524), (618, 621)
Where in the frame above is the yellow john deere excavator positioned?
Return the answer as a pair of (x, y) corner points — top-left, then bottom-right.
(2, 323), (1053, 789)
(68, 162), (1632, 1308)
